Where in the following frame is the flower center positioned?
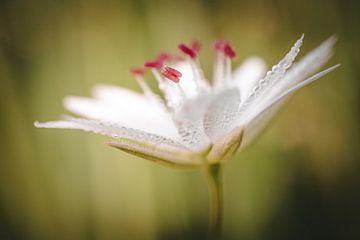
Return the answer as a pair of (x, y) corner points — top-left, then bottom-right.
(130, 39), (237, 109)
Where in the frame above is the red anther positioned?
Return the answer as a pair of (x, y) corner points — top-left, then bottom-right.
(223, 44), (236, 59)
(191, 40), (202, 53)
(178, 43), (197, 59)
(157, 52), (172, 62)
(213, 40), (228, 51)
(162, 66), (182, 83)
(144, 59), (163, 69)
(172, 54), (185, 62)
(213, 40), (236, 59)
(129, 67), (145, 76)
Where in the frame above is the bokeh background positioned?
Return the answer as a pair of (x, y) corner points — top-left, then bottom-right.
(0, 0), (359, 239)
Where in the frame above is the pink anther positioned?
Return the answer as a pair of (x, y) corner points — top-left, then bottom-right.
(162, 66), (182, 83)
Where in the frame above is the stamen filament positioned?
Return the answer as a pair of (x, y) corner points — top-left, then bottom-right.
(135, 76), (153, 98)
(225, 57), (232, 84)
(212, 40), (236, 89)
(188, 58), (209, 92)
(213, 52), (225, 88)
(194, 58), (210, 90)
(151, 69), (166, 91)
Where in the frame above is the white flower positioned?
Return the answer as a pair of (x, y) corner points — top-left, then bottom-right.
(35, 35), (339, 168)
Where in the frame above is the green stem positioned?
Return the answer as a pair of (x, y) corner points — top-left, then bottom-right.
(204, 163), (224, 240)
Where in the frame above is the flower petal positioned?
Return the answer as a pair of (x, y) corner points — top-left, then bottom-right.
(107, 140), (204, 168)
(204, 87), (241, 142)
(34, 117), (180, 146)
(232, 57), (267, 98)
(240, 64), (340, 148)
(173, 93), (213, 151)
(239, 101), (284, 149)
(92, 84), (148, 104)
(239, 35), (304, 111)
(63, 85), (179, 140)
(34, 118), (203, 167)
(257, 64), (340, 121)
(259, 36), (336, 107)
(239, 36), (336, 127)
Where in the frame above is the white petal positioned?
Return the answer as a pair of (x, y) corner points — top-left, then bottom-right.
(35, 118), (203, 167)
(240, 65), (339, 148)
(259, 36), (336, 106)
(239, 35), (304, 111)
(240, 101), (284, 149)
(34, 118), (184, 148)
(107, 140), (203, 168)
(204, 88), (241, 142)
(284, 36), (336, 86)
(173, 93), (213, 151)
(232, 57), (267, 98)
(92, 84), (147, 104)
(256, 65), (340, 121)
(63, 85), (179, 140)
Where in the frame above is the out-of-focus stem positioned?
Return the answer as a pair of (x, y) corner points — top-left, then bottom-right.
(204, 163), (224, 240)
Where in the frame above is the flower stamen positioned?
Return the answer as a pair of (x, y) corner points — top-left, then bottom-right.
(178, 41), (210, 92)
(157, 52), (172, 63)
(144, 59), (168, 94)
(191, 40), (202, 53)
(178, 43), (197, 59)
(129, 67), (159, 102)
(212, 40), (236, 87)
(162, 66), (186, 99)
(162, 66), (182, 83)
(144, 59), (163, 69)
(157, 52), (184, 64)
(144, 59), (164, 85)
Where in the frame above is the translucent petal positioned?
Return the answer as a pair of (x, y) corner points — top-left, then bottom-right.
(173, 93), (214, 151)
(107, 141), (204, 168)
(64, 85), (179, 139)
(240, 101), (284, 150)
(260, 36), (336, 106)
(34, 118), (203, 167)
(240, 35), (304, 111)
(204, 88), (241, 142)
(239, 65), (339, 148)
(92, 84), (149, 105)
(232, 57), (267, 98)
(34, 118), (185, 148)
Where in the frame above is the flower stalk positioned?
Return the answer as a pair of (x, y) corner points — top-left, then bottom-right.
(205, 163), (224, 240)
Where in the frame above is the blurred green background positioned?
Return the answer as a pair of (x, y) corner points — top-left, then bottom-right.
(0, 0), (359, 239)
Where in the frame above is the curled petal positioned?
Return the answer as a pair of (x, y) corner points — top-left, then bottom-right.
(240, 64), (340, 148)
(240, 34), (304, 109)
